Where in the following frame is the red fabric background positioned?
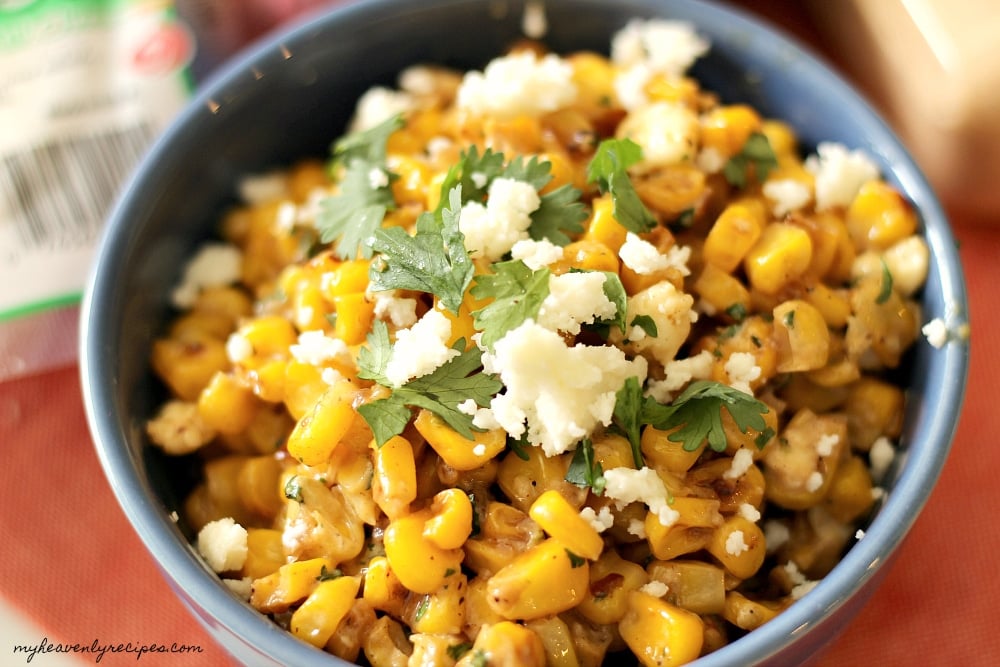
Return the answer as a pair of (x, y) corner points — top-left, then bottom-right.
(1, 1), (997, 666)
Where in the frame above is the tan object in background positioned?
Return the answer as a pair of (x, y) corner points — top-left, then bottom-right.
(806, 0), (1000, 221)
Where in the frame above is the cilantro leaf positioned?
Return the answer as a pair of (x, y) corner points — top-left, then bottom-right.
(470, 259), (551, 349)
(587, 138), (657, 233)
(357, 319), (393, 386)
(316, 114), (404, 259)
(876, 258), (894, 304)
(723, 131), (778, 189)
(612, 376), (646, 467)
(529, 184), (587, 246)
(447, 643), (473, 661)
(598, 270), (628, 334)
(566, 549), (586, 568)
(283, 475), (303, 502)
(368, 186), (473, 314)
(436, 145), (506, 209)
(630, 314), (658, 338)
(645, 380), (771, 452)
(316, 565), (342, 581)
(565, 439), (606, 495)
(502, 154), (555, 191)
(357, 397), (413, 448)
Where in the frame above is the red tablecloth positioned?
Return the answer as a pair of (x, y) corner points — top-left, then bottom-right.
(2, 2), (997, 666)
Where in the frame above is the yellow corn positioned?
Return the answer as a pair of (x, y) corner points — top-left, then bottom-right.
(528, 490), (605, 561)
(463, 575), (506, 639)
(282, 360), (329, 420)
(846, 180), (918, 251)
(645, 73), (700, 107)
(762, 408), (848, 511)
(384, 510), (464, 594)
(693, 262), (751, 319)
(772, 299), (831, 372)
(645, 520), (714, 562)
(844, 377), (904, 450)
(723, 591), (783, 631)
(632, 164), (706, 219)
(423, 488), (474, 550)
(414, 409), (506, 471)
(286, 381), (358, 467)
(700, 104), (762, 158)
(760, 119), (799, 158)
(236, 455), (285, 519)
(687, 456), (766, 515)
(371, 435), (418, 520)
(362, 556), (407, 618)
(197, 371), (259, 435)
(823, 454), (875, 523)
(322, 259), (372, 298)
(241, 528), (285, 580)
(647, 559), (727, 615)
(706, 516), (767, 580)
(333, 293), (376, 345)
(241, 357), (288, 403)
(525, 617), (579, 667)
(551, 239), (620, 275)
(577, 550), (649, 625)
(405, 572), (467, 635)
(362, 616), (412, 667)
(583, 193), (629, 253)
(168, 311), (235, 341)
(703, 203), (764, 273)
(151, 335), (230, 401)
(408, 633), (466, 667)
(743, 222), (814, 294)
(388, 155), (431, 205)
(619, 591), (704, 667)
(285, 159), (328, 202)
(239, 314), (298, 358)
(326, 599), (377, 663)
(250, 557), (336, 613)
(486, 538), (590, 620)
(290, 575), (360, 648)
(460, 621), (545, 667)
(462, 501), (545, 577)
(642, 426), (705, 474)
(804, 282), (851, 329)
(496, 446), (585, 514)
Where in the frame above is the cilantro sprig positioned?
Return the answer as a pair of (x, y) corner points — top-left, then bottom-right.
(357, 321), (502, 446)
(565, 439), (606, 495)
(470, 260), (550, 349)
(614, 378), (773, 466)
(368, 186), (474, 315)
(317, 114), (404, 259)
(587, 138), (657, 233)
(723, 131), (778, 189)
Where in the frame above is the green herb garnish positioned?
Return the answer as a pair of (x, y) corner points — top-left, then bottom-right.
(565, 439), (606, 495)
(723, 131), (778, 188)
(876, 258), (894, 304)
(587, 137), (657, 233)
(470, 260), (550, 349)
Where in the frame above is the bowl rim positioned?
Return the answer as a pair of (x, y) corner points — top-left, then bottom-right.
(80, 0), (970, 665)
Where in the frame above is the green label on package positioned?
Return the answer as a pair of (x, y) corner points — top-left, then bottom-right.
(0, 0), (194, 319)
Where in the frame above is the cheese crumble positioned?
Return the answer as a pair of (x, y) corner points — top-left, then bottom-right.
(456, 51), (577, 119)
(603, 466), (679, 527)
(384, 309), (460, 386)
(196, 518), (248, 573)
(805, 142), (880, 211)
(170, 243), (242, 309)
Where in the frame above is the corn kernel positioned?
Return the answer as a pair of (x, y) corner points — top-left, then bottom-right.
(384, 510), (464, 595)
(486, 538), (590, 621)
(371, 435), (418, 520)
(620, 591), (704, 667)
(703, 203), (764, 273)
(290, 575), (360, 648)
(414, 410), (506, 471)
(743, 222), (813, 294)
(287, 381), (358, 467)
(528, 490), (604, 561)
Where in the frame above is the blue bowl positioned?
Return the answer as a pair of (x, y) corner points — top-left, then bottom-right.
(80, 0), (970, 664)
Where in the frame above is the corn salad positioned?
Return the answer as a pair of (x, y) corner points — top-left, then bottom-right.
(146, 18), (930, 667)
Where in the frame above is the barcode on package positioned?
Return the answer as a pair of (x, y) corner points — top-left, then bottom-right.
(0, 123), (155, 252)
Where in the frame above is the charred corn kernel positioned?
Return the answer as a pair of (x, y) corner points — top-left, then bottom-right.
(197, 371), (259, 435)
(763, 408), (848, 510)
(591, 433), (636, 471)
(282, 361), (329, 420)
(463, 502), (545, 577)
(463, 575), (506, 639)
(551, 239), (620, 275)
(239, 314), (298, 358)
(845, 377), (905, 450)
(760, 119), (798, 158)
(577, 550), (649, 625)
(250, 557), (336, 613)
(583, 193), (629, 253)
(647, 559), (727, 615)
(287, 381), (357, 466)
(723, 591), (783, 631)
(496, 446), (586, 514)
(414, 410), (506, 471)
(632, 164), (706, 219)
(688, 456), (766, 515)
(322, 259), (372, 298)
(327, 599), (377, 662)
(528, 490), (605, 561)
(693, 262), (751, 318)
(743, 222), (813, 294)
(333, 293), (376, 345)
(237, 455), (285, 519)
(823, 454), (875, 523)
(772, 299), (830, 372)
(846, 180), (918, 251)
(423, 488), (474, 550)
(363, 556), (407, 617)
(406, 572), (467, 635)
(362, 616), (413, 667)
(151, 335), (230, 401)
(642, 427), (704, 475)
(486, 538), (590, 620)
(706, 516), (766, 579)
(384, 510), (464, 595)
(645, 519), (714, 562)
(461, 621), (545, 667)
(701, 104), (762, 157)
(242, 528), (285, 580)
(620, 591), (704, 667)
(371, 435), (418, 520)
(804, 282), (852, 328)
(525, 616), (579, 667)
(703, 203), (764, 273)
(286, 477), (366, 563)
(291, 575), (360, 648)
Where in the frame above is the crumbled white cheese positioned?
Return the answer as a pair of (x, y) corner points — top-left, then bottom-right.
(603, 466), (679, 527)
(460, 177), (541, 261)
(537, 271), (617, 335)
(372, 291), (419, 328)
(282, 515), (309, 554)
(616, 101), (700, 172)
(196, 518), (248, 573)
(482, 320), (648, 455)
(723, 448), (755, 480)
(762, 178), (812, 217)
(611, 19), (709, 78)
(579, 506), (615, 533)
(783, 561), (819, 600)
(457, 399), (478, 416)
(883, 235), (930, 296)
(638, 580), (670, 598)
(869, 436), (896, 482)
(398, 65), (438, 96)
(368, 166), (390, 189)
(627, 519), (647, 539)
(274, 200), (298, 232)
(457, 51), (577, 119)
(764, 520), (790, 554)
(805, 142), (880, 211)
(805, 471), (824, 493)
(238, 171), (287, 205)
(626, 325), (647, 342)
(145, 400), (216, 455)
(871, 486), (886, 501)
(725, 530), (749, 556)
(619, 232), (670, 274)
(321, 368), (343, 386)
(510, 238), (564, 270)
(922, 317), (949, 349)
(855, 529), (866, 540)
(384, 309), (460, 386)
(350, 86), (415, 132)
(724, 351), (761, 395)
(613, 62), (655, 111)
(290, 330), (350, 366)
(695, 146), (726, 174)
(171, 243), (243, 309)
(619, 281), (696, 365)
(645, 350), (715, 403)
(815, 433), (840, 458)
(472, 444), (487, 456)
(225, 332), (253, 363)
(223, 576), (253, 600)
(738, 503), (761, 523)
